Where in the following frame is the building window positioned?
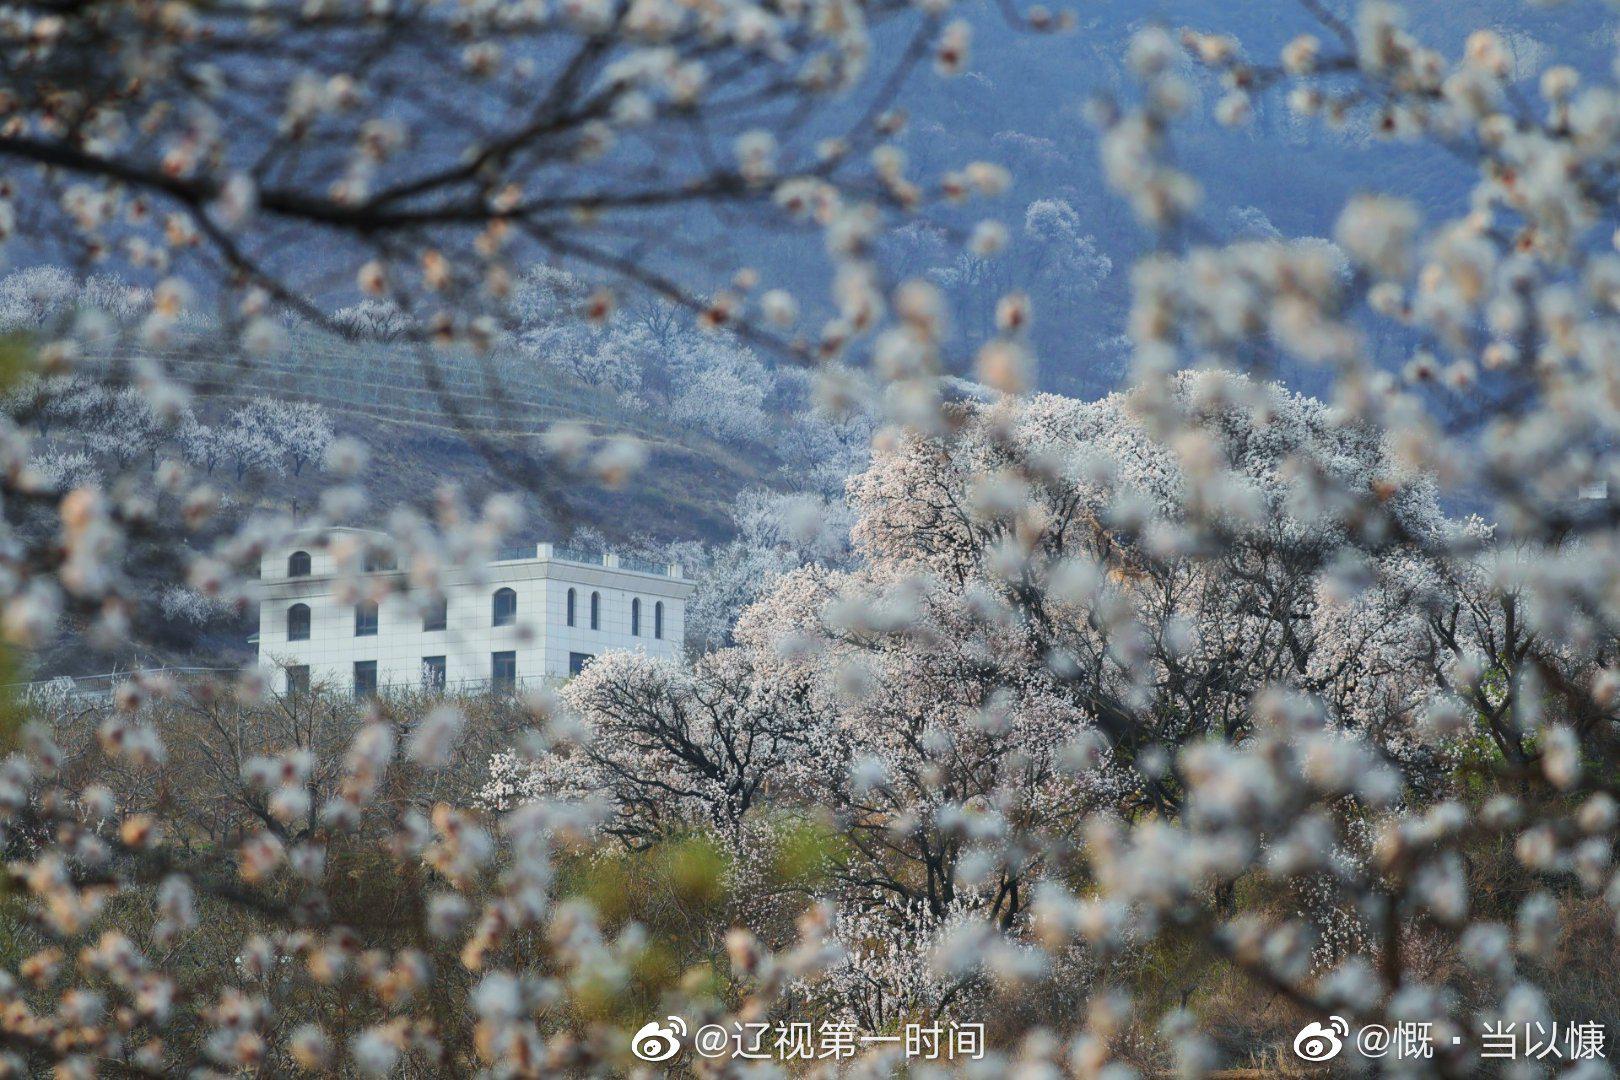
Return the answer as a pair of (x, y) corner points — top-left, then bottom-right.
(363, 548), (396, 572)
(422, 656), (446, 691)
(286, 665), (310, 696)
(288, 603), (311, 642)
(423, 595), (447, 632)
(288, 551), (311, 577)
(355, 600), (378, 637)
(353, 661), (378, 698)
(568, 651), (595, 676)
(631, 598), (641, 636)
(590, 591), (600, 630)
(492, 650), (517, 691)
(566, 588), (576, 627)
(655, 601), (664, 640)
(493, 587), (517, 627)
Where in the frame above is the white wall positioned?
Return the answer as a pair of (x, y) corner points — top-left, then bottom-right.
(256, 542), (690, 695)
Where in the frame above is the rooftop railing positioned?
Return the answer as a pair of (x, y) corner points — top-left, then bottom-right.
(493, 543), (538, 561)
(618, 554), (667, 575)
(551, 544), (604, 565)
(277, 539), (684, 577)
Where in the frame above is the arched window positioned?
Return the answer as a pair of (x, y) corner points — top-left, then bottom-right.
(423, 595), (447, 632)
(566, 588), (576, 627)
(631, 598), (641, 636)
(493, 587), (517, 627)
(288, 603), (310, 641)
(590, 591), (600, 630)
(288, 551), (311, 577)
(655, 601), (664, 640)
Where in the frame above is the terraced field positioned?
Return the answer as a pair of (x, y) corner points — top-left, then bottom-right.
(119, 326), (681, 440)
(86, 325), (776, 542)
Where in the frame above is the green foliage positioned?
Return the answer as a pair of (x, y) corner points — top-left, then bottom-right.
(767, 818), (848, 890)
(659, 834), (730, 910)
(568, 832), (732, 929)
(0, 337), (35, 751)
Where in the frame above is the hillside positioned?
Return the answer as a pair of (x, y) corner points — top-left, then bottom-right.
(14, 324), (792, 680)
(96, 323), (787, 543)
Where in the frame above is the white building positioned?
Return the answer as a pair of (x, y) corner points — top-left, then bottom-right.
(255, 529), (693, 696)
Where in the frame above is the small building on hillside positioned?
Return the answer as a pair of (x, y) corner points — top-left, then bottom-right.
(255, 529), (692, 696)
